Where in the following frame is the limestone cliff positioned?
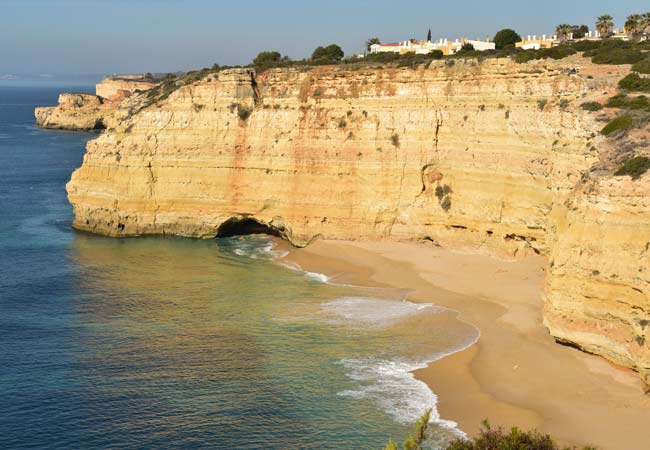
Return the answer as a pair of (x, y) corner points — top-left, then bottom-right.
(64, 58), (649, 386)
(35, 76), (155, 130)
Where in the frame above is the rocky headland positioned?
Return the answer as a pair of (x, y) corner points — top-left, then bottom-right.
(34, 76), (155, 130)
(40, 57), (649, 388)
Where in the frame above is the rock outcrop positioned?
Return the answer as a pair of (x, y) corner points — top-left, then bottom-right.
(63, 58), (649, 386)
(35, 76), (155, 130)
(35, 93), (107, 130)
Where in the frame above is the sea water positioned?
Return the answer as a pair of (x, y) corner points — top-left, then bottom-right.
(0, 84), (478, 449)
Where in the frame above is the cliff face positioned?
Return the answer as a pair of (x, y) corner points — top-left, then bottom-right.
(545, 177), (650, 383)
(65, 58), (649, 385)
(35, 77), (154, 130)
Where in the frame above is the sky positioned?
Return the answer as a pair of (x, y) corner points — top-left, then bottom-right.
(1, 0), (648, 76)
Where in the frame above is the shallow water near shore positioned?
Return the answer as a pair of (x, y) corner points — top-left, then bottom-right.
(0, 85), (478, 449)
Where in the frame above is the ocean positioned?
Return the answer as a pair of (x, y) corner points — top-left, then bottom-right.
(0, 83), (478, 449)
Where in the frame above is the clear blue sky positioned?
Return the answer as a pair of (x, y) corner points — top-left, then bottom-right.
(1, 0), (647, 75)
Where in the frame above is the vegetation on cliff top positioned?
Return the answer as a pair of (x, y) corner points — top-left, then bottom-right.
(619, 72), (650, 93)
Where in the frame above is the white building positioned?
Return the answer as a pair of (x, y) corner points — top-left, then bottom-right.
(370, 37), (495, 56)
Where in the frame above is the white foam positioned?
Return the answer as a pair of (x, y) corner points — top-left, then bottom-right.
(280, 261), (331, 283)
(337, 357), (460, 431)
(321, 296), (444, 328)
(321, 296), (479, 437)
(228, 236), (288, 260)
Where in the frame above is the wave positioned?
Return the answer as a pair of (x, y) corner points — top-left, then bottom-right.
(222, 235), (289, 260)
(324, 296), (479, 436)
(320, 296), (444, 328)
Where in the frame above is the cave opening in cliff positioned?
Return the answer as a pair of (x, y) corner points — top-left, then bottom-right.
(216, 217), (283, 239)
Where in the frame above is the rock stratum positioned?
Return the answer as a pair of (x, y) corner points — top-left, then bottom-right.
(58, 58), (649, 386)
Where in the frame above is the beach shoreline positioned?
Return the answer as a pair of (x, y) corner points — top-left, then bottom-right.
(283, 239), (650, 450)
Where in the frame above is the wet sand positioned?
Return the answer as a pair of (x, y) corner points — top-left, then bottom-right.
(284, 239), (650, 450)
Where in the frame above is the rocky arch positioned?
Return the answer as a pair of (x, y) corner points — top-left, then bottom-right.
(216, 217), (283, 238)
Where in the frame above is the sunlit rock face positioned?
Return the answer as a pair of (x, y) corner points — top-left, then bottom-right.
(65, 59), (649, 386)
(35, 78), (155, 130)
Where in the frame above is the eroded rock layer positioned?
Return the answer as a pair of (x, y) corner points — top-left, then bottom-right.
(65, 58), (649, 385)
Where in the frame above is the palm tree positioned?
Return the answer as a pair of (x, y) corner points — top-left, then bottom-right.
(365, 37), (381, 52)
(625, 14), (642, 40)
(596, 14), (614, 37)
(556, 24), (574, 42)
(641, 12), (650, 38)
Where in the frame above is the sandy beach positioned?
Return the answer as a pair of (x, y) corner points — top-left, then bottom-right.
(284, 240), (650, 450)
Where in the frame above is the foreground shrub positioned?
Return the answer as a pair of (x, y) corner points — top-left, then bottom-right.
(580, 101), (603, 111)
(614, 156), (650, 179)
(446, 421), (596, 450)
(601, 114), (634, 135)
(619, 73), (650, 93)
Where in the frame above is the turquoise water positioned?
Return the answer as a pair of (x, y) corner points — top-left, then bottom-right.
(0, 84), (478, 449)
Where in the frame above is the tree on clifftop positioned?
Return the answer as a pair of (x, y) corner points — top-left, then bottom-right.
(555, 24), (573, 42)
(365, 37), (380, 52)
(253, 51), (284, 71)
(427, 29), (432, 42)
(493, 28), (521, 49)
(596, 14), (614, 36)
(311, 44), (344, 63)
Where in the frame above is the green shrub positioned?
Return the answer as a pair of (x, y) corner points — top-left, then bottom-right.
(441, 196), (452, 212)
(537, 99), (548, 111)
(391, 133), (400, 147)
(571, 40), (603, 52)
(614, 156), (650, 179)
(605, 94), (650, 111)
(632, 58), (650, 74)
(446, 421), (596, 450)
(338, 118), (347, 128)
(581, 101), (603, 111)
(237, 104), (252, 121)
(601, 114), (634, 135)
(311, 44), (344, 63)
(619, 73), (650, 92)
(435, 184), (452, 199)
(590, 48), (644, 65)
(395, 51), (443, 68)
(493, 29), (521, 50)
(253, 51), (285, 71)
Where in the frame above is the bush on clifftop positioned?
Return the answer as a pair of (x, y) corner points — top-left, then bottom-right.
(614, 156), (650, 179)
(619, 73), (650, 93)
(311, 44), (345, 64)
(600, 114), (634, 136)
